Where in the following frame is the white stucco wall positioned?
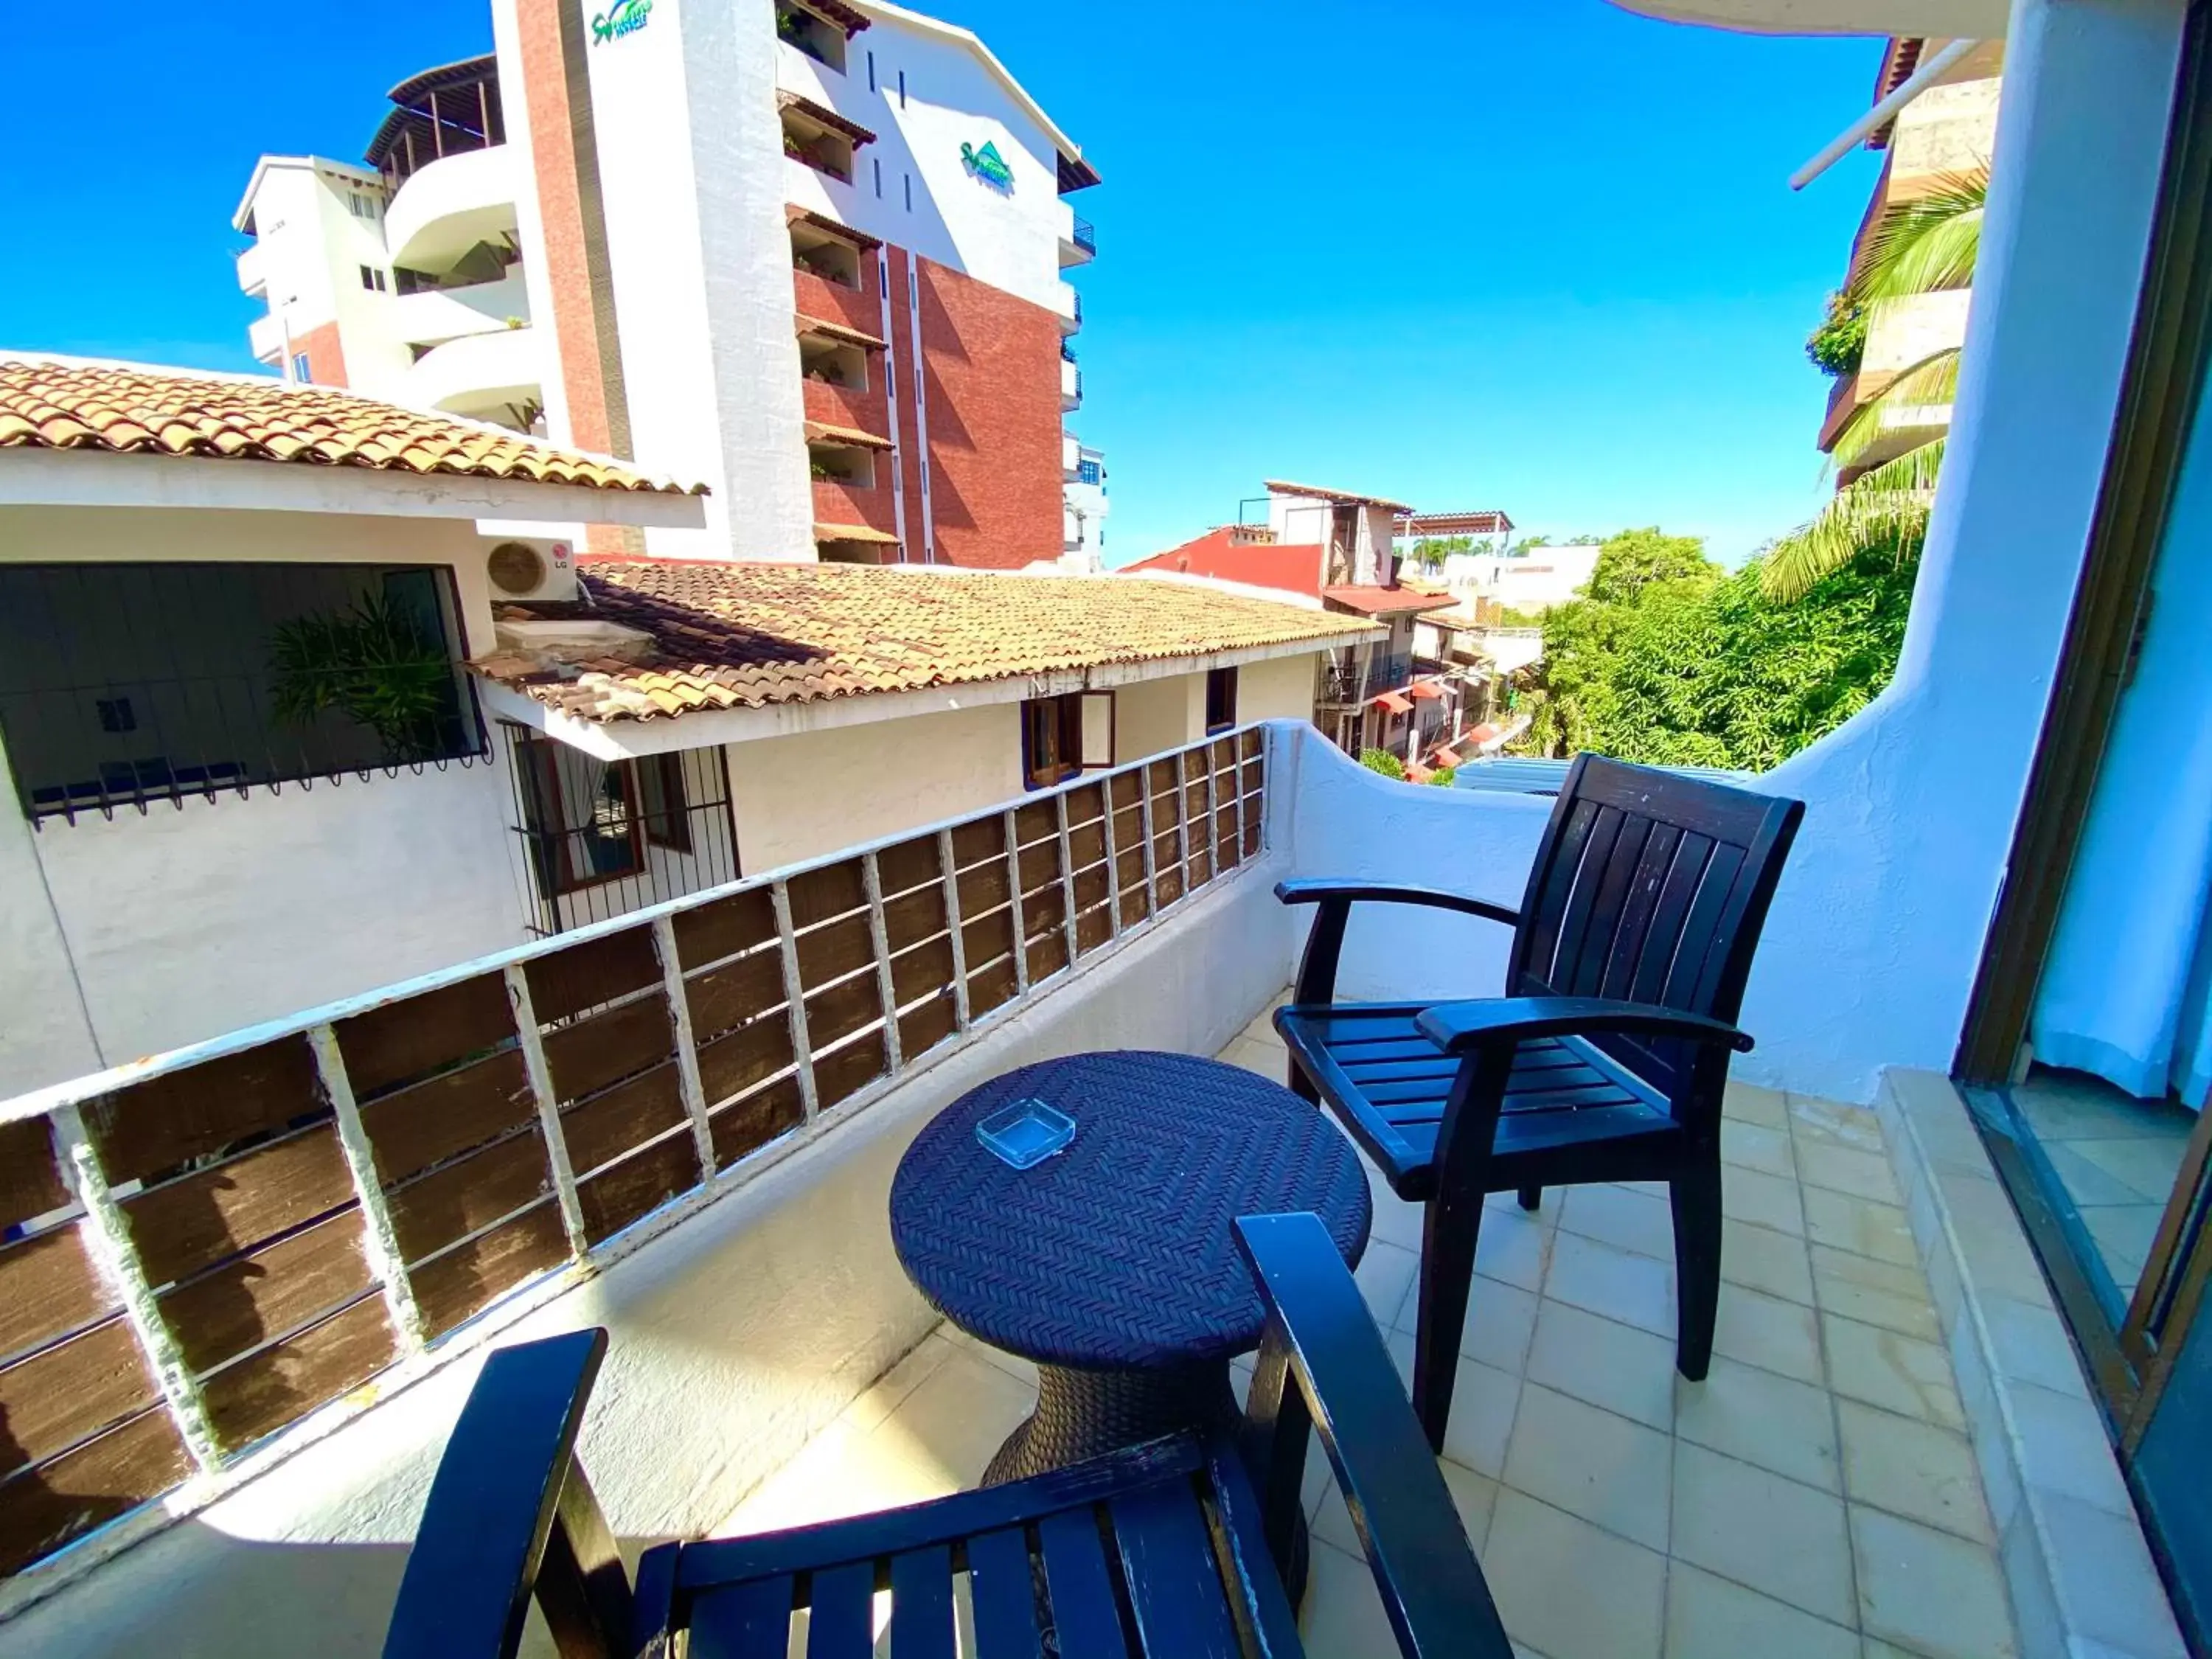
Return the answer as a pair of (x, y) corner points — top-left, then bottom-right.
(1110, 677), (1189, 763)
(0, 847), (1292, 1659)
(723, 700), (1023, 871)
(1739, 0), (2190, 1103)
(1238, 652), (1321, 725)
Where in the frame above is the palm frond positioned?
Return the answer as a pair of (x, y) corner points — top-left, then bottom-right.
(1762, 438), (1946, 603)
(1848, 170), (1987, 305)
(1830, 348), (1961, 469)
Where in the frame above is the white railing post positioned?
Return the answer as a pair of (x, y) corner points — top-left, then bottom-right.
(1140, 759), (1161, 917)
(503, 965), (590, 1256)
(1174, 748), (1194, 901)
(771, 880), (821, 1121)
(1005, 808), (1030, 997)
(1054, 790), (1079, 970)
(307, 1026), (426, 1352)
(651, 916), (717, 1180)
(939, 827), (971, 1029)
(51, 1105), (222, 1473)
(863, 852), (903, 1074)
(1102, 770), (1124, 939)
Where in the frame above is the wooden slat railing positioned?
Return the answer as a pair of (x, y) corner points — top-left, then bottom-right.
(0, 726), (1270, 1582)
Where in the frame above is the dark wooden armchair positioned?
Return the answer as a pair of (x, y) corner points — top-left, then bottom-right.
(1276, 754), (1804, 1450)
(380, 1212), (1511, 1659)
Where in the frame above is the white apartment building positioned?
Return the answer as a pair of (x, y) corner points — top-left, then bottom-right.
(233, 59), (543, 434)
(234, 0), (1102, 571)
(1437, 542), (1601, 612)
(1062, 439), (1109, 568)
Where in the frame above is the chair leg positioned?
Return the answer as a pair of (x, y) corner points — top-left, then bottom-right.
(1411, 1191), (1482, 1455)
(1517, 1186), (1540, 1211)
(1287, 1059), (1318, 1105)
(1670, 1161), (1722, 1382)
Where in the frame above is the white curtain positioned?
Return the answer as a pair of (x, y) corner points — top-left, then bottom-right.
(2031, 389), (2212, 1109)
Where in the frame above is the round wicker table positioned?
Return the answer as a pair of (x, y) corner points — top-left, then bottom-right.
(888, 1050), (1372, 1495)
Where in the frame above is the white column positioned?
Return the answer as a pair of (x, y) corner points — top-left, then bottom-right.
(1749, 0), (2191, 1102)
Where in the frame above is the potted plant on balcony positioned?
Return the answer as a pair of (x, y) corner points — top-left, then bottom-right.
(268, 591), (456, 763)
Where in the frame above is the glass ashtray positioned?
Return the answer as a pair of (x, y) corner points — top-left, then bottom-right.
(975, 1098), (1076, 1169)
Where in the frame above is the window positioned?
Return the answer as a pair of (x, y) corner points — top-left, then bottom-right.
(291, 352), (312, 383)
(520, 740), (644, 893)
(1206, 667), (1239, 735)
(359, 265), (386, 292)
(903, 173), (913, 212)
(873, 156), (883, 198)
(1023, 694), (1082, 790)
(897, 69), (907, 107)
(347, 191), (378, 220)
(637, 751), (692, 852)
(0, 563), (479, 822)
(867, 49), (875, 91)
(1022, 692), (1113, 788)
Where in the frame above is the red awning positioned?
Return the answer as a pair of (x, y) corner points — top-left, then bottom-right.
(1407, 680), (1445, 700)
(1374, 690), (1413, 714)
(1428, 745), (1463, 769)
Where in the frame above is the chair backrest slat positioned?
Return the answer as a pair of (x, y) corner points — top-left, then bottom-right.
(1506, 757), (1803, 1104)
(1597, 821), (1684, 1004)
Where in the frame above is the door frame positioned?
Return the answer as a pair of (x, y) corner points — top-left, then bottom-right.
(1956, 0), (2212, 1085)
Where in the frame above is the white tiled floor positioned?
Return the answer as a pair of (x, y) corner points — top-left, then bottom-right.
(717, 1001), (2022, 1659)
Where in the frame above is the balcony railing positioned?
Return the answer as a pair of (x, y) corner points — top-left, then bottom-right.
(1072, 215), (1096, 254)
(0, 727), (1267, 1584)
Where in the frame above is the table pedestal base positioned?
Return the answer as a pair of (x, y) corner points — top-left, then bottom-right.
(983, 1357), (1309, 1604)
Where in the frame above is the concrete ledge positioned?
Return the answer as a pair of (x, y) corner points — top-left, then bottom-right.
(1877, 1068), (2187, 1659)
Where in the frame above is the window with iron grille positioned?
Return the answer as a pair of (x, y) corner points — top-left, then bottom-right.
(502, 724), (741, 936)
(0, 563), (484, 824)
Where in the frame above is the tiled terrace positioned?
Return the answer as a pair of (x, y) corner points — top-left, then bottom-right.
(719, 998), (2023, 1659)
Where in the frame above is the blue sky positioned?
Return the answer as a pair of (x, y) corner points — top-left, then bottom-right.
(0, 0), (1883, 567)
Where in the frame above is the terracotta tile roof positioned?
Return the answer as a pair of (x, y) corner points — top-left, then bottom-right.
(813, 522), (901, 544)
(476, 560), (1380, 723)
(1264, 479), (1414, 514)
(1321, 584), (1457, 617)
(796, 313), (887, 351)
(794, 0), (872, 32)
(804, 419), (894, 451)
(777, 90), (877, 147)
(785, 204), (882, 251)
(0, 357), (705, 495)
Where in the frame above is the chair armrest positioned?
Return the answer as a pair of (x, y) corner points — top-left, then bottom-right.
(1273, 878), (1520, 929)
(1235, 1213), (1512, 1659)
(1414, 995), (1753, 1057)
(383, 1327), (634, 1659)
(1276, 881), (1519, 1005)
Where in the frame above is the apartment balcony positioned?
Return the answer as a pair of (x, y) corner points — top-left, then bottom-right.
(1060, 355), (1082, 411)
(400, 323), (543, 428)
(387, 271), (532, 349)
(1062, 431), (1081, 479)
(234, 241), (268, 300)
(1057, 201), (1096, 268)
(801, 374), (889, 443)
(245, 310), (287, 367)
(811, 473), (897, 536)
(383, 143), (521, 275)
(1053, 280), (1082, 334)
(792, 265), (880, 338)
(1, 720), (2136, 1659)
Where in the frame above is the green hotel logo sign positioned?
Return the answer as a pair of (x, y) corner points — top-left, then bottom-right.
(591, 0), (651, 44)
(960, 140), (1015, 192)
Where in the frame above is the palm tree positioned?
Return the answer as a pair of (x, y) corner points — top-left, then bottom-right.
(1764, 171), (1987, 602)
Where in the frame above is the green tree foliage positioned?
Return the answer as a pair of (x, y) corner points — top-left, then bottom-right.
(1360, 748), (1406, 780)
(1522, 529), (1917, 771)
(269, 592), (456, 762)
(1805, 291), (1866, 378)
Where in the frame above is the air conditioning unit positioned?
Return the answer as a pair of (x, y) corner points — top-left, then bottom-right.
(481, 535), (579, 603)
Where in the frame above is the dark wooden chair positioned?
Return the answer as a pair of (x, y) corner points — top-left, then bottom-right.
(1275, 754), (1804, 1451)
(380, 1212), (1511, 1659)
